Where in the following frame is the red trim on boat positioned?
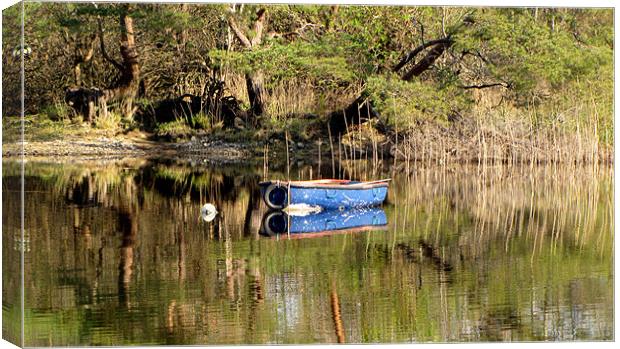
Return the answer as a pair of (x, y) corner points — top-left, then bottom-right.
(259, 179), (391, 190)
(268, 225), (388, 240)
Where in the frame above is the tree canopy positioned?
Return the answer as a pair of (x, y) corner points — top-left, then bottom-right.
(2, 3), (613, 138)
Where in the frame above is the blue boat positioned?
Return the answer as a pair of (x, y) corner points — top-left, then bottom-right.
(260, 207), (387, 238)
(259, 179), (390, 210)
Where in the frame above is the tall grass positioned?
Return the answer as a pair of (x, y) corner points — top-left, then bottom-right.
(224, 73), (361, 122)
(372, 95), (612, 169)
(94, 110), (122, 130)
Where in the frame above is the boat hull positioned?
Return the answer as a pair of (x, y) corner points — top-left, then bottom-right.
(260, 207), (387, 237)
(259, 179), (389, 210)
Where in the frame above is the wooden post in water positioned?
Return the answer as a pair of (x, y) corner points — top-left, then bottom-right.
(285, 130), (290, 181)
(393, 124), (398, 174)
(263, 143), (269, 181)
(358, 105), (364, 179)
(318, 139), (322, 179)
(328, 123), (336, 179)
(338, 135), (343, 179)
(343, 110), (352, 178)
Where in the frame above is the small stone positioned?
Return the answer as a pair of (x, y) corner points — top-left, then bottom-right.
(297, 142), (304, 149)
(191, 136), (197, 142)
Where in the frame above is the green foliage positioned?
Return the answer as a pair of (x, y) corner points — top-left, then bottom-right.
(155, 119), (192, 138)
(94, 111), (122, 130)
(186, 112), (212, 130)
(210, 39), (358, 89)
(41, 102), (72, 121)
(154, 111), (222, 139)
(366, 73), (470, 127)
(455, 9), (612, 100)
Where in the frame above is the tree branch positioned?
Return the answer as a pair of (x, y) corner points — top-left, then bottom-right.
(392, 37), (453, 73)
(459, 82), (509, 90)
(250, 9), (266, 47)
(267, 22), (318, 42)
(97, 16), (124, 71)
(401, 40), (453, 80)
(227, 16), (252, 49)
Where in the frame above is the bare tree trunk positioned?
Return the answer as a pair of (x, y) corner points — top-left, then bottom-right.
(228, 8), (267, 119)
(118, 10), (140, 120)
(99, 6), (140, 120)
(245, 71), (265, 118)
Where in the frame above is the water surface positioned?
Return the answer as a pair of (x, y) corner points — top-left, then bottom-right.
(2, 159), (614, 345)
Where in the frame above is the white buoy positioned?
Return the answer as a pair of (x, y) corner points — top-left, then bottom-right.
(12, 45), (31, 58)
(201, 203), (218, 222)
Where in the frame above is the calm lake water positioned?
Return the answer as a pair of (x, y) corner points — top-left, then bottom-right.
(2, 159), (614, 345)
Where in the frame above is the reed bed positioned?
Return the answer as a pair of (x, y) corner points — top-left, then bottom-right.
(332, 107), (612, 178)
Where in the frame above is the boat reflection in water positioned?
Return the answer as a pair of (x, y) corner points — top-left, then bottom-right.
(259, 207), (387, 238)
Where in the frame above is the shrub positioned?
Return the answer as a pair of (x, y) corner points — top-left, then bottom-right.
(155, 119), (192, 138)
(189, 112), (211, 130)
(41, 102), (72, 121)
(94, 111), (122, 130)
(365, 73), (470, 128)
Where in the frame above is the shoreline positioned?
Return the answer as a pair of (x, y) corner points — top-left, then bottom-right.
(2, 135), (257, 164)
(2, 118), (613, 166)
(3, 134), (613, 166)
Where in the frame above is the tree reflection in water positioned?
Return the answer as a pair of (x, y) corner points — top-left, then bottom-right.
(1, 160), (613, 345)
